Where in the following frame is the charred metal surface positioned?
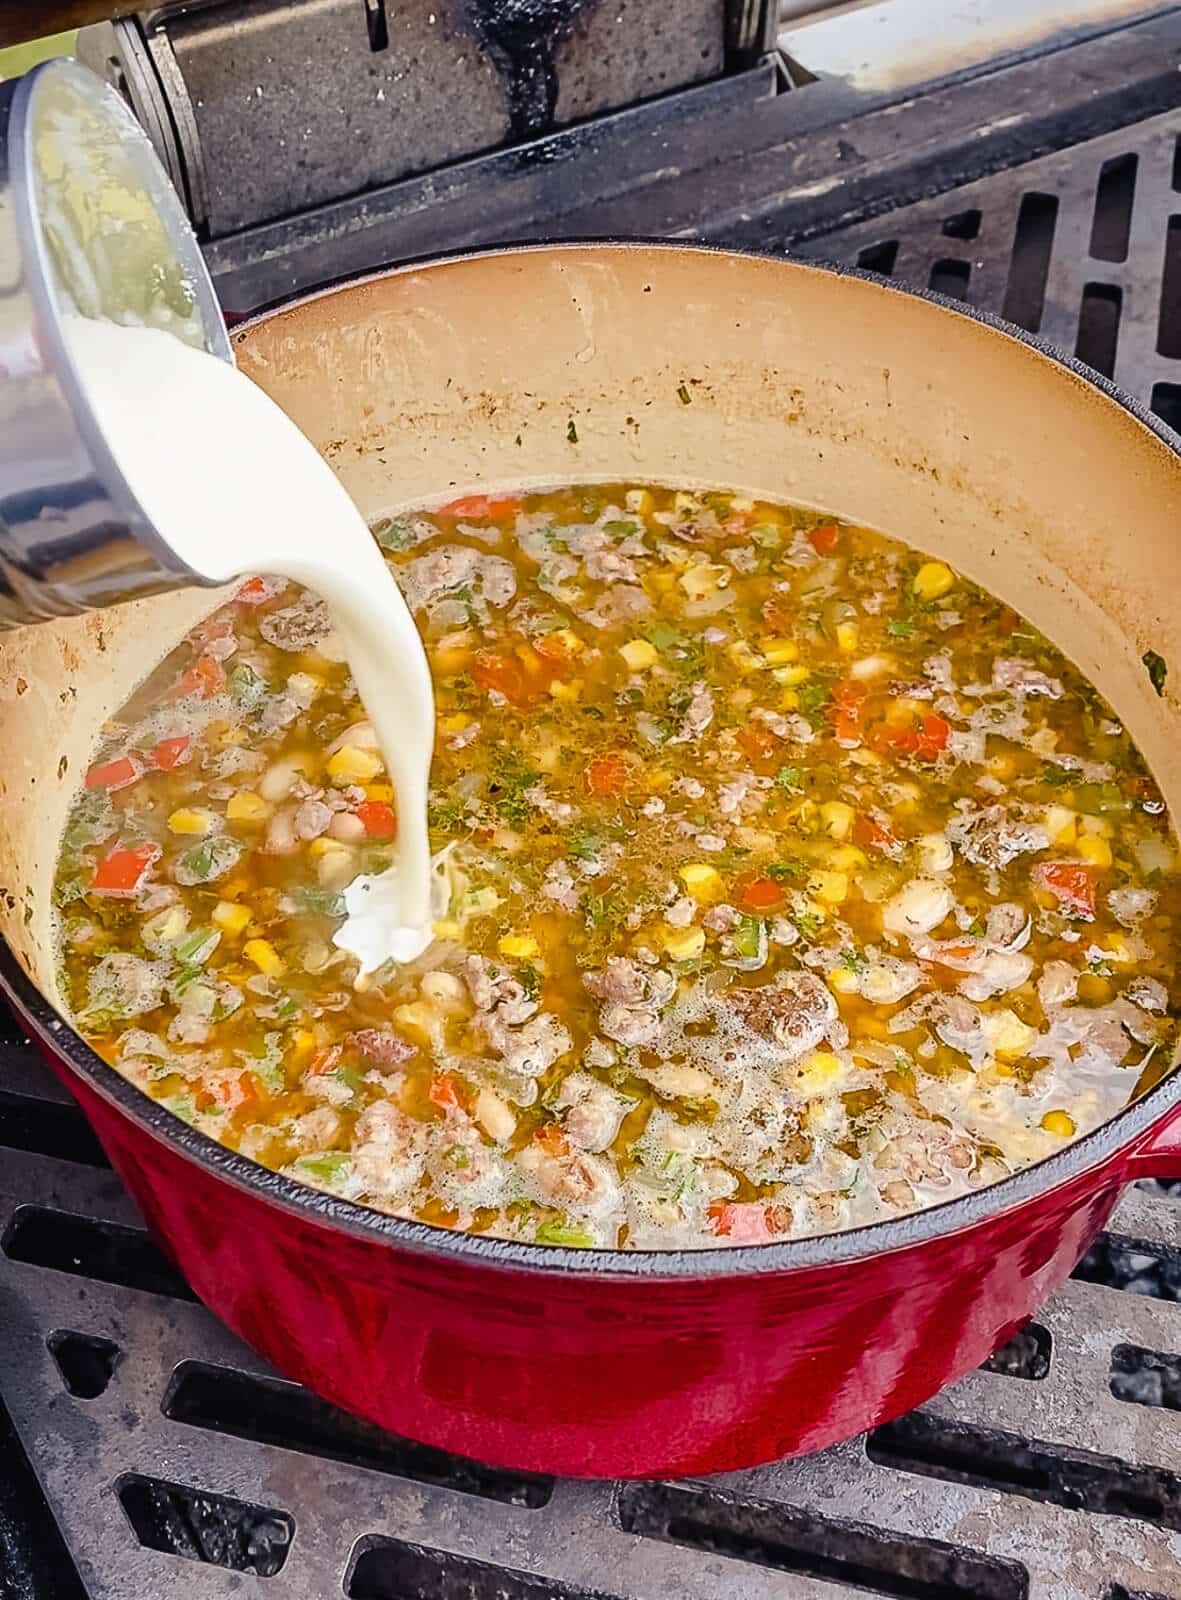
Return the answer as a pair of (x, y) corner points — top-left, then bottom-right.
(82, 0), (723, 239)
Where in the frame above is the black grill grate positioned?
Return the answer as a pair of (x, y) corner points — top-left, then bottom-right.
(5, 23), (1181, 1600)
(792, 113), (1181, 422)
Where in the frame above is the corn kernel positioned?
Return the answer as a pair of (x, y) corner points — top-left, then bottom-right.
(619, 639), (658, 671)
(794, 1051), (845, 1093)
(662, 924), (706, 961)
(498, 934), (540, 960)
(828, 844), (867, 872)
(291, 1029), (318, 1066)
(913, 560), (955, 601)
(432, 919), (462, 940)
(625, 488), (654, 514)
(678, 862), (725, 902)
(759, 637), (799, 666)
(819, 800), (855, 840)
(168, 808), (214, 835)
(1041, 1109), (1076, 1138)
(548, 678), (581, 701)
(728, 640), (761, 675)
(679, 563), (728, 602)
(809, 870), (849, 906)
(836, 620), (859, 653)
(441, 712), (471, 733)
(548, 628), (585, 658)
(829, 966), (860, 995)
(226, 791), (269, 824)
(364, 783), (394, 803)
(393, 1000), (438, 1046)
(983, 1008), (1036, 1059)
(1080, 814), (1114, 838)
(327, 745), (384, 785)
(886, 696), (924, 726)
(1043, 805), (1075, 844)
(774, 663), (811, 687)
(212, 900), (252, 936)
(308, 836), (350, 859)
(1076, 832), (1112, 869)
(673, 491), (700, 515)
(243, 938), (285, 978)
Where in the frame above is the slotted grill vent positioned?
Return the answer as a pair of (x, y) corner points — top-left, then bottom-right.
(793, 115), (1181, 427)
(4, 42), (1181, 1600)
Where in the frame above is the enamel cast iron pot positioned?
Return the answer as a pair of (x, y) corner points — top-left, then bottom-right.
(2, 243), (1181, 1479)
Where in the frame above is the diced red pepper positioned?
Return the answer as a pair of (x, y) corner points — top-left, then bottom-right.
(436, 493), (522, 521)
(587, 753), (630, 797)
(178, 654), (225, 700)
(1035, 862), (1096, 920)
(429, 1073), (461, 1111)
(90, 843), (160, 897)
(853, 813), (900, 855)
(84, 755), (141, 792)
(808, 523), (839, 555)
(151, 736), (190, 771)
(472, 652), (527, 704)
(708, 1202), (775, 1242)
(738, 876), (785, 912)
(234, 577), (272, 606)
(871, 713), (951, 762)
(762, 598), (793, 631)
(829, 681), (867, 744)
(536, 1122), (570, 1156)
(309, 1045), (343, 1075)
(355, 800), (397, 839)
(211, 1072), (261, 1113)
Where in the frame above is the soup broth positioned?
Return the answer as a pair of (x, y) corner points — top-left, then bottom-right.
(54, 485), (1181, 1248)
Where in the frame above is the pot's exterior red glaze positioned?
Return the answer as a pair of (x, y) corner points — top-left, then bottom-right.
(37, 1039), (1181, 1477)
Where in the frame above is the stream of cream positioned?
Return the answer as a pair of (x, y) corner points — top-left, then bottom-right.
(63, 315), (437, 971)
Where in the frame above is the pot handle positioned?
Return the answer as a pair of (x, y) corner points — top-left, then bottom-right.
(1124, 1104), (1181, 1182)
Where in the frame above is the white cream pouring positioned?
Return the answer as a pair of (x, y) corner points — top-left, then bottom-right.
(63, 315), (438, 971)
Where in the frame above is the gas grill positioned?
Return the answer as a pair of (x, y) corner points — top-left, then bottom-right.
(2, 3), (1181, 1596)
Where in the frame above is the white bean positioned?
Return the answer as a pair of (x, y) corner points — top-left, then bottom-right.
(474, 1087), (516, 1143)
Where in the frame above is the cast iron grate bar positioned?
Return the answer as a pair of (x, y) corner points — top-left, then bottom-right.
(163, 1360), (554, 1508)
(615, 1481), (1029, 1600)
(0, 1387), (89, 1600)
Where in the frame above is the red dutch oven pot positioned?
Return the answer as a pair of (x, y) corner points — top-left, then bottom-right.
(1, 244), (1180, 1479)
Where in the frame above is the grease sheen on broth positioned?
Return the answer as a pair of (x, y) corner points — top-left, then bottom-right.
(54, 484), (1181, 1249)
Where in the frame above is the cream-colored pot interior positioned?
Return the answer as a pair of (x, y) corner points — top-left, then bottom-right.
(3, 245), (1180, 1017)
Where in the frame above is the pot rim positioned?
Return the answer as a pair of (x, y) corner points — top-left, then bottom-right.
(7, 239), (1181, 1283)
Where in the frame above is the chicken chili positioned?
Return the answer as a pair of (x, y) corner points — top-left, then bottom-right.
(55, 485), (1180, 1248)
